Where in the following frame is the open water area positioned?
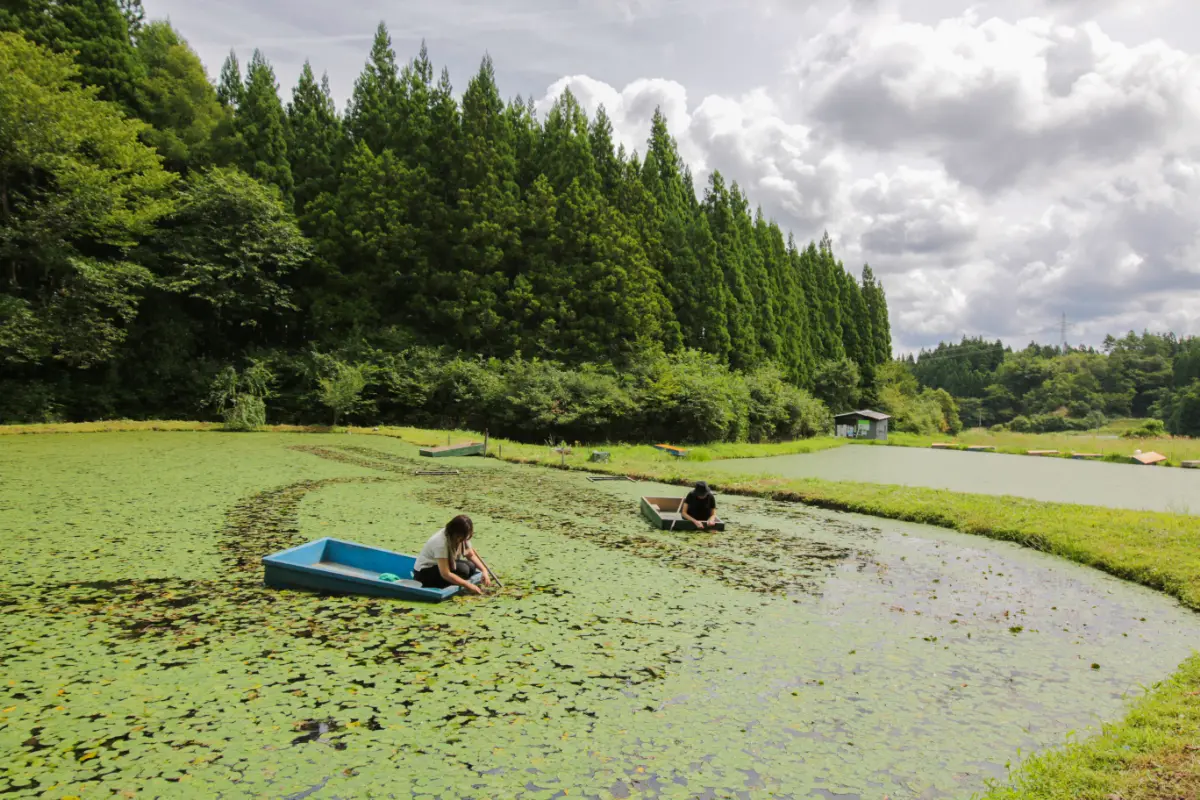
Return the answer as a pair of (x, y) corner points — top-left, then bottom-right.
(704, 444), (1200, 514)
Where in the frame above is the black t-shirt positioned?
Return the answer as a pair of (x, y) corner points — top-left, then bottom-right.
(683, 491), (716, 520)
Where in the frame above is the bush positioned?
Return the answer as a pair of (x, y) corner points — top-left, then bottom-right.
(485, 358), (634, 442)
(221, 394), (266, 431)
(1009, 415), (1032, 433)
(209, 361), (273, 431)
(633, 350), (751, 443)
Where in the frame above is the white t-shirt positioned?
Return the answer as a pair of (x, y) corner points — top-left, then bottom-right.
(414, 529), (467, 572)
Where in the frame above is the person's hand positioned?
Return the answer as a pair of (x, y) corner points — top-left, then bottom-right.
(482, 571), (493, 587)
(466, 583), (484, 595)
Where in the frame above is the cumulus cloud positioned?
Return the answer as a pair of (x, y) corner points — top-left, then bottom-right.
(794, 11), (1200, 192)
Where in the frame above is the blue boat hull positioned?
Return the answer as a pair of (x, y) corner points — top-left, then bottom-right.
(262, 538), (481, 602)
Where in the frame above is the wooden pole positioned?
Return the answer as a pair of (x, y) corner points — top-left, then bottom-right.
(484, 428), (489, 455)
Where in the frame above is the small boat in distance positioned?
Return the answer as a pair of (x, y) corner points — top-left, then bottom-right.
(640, 496), (726, 531)
(263, 538), (480, 602)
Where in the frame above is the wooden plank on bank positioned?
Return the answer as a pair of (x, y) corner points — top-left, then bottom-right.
(1027, 450), (1059, 456)
(966, 445), (996, 452)
(1132, 451), (1167, 466)
(1182, 461), (1200, 469)
(931, 443), (954, 449)
(1071, 452), (1102, 459)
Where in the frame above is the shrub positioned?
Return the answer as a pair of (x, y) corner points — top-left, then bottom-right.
(1009, 415), (1032, 433)
(317, 360), (368, 426)
(633, 350), (751, 443)
(209, 361), (273, 431)
(221, 394), (266, 431)
(1121, 418), (1167, 439)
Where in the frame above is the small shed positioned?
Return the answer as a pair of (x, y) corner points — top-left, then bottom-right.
(834, 410), (891, 441)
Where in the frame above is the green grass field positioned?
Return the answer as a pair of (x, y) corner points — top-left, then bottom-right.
(3, 423), (1199, 798)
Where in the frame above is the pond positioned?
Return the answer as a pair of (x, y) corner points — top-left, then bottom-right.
(703, 444), (1200, 514)
(1, 432), (1198, 799)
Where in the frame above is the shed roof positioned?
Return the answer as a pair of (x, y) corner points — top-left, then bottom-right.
(834, 409), (891, 421)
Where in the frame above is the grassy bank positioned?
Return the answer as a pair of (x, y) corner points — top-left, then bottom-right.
(864, 429), (1200, 466)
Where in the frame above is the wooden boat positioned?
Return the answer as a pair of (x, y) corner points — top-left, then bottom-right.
(1182, 460), (1200, 469)
(262, 537), (480, 601)
(640, 496), (726, 531)
(1132, 451), (1167, 466)
(419, 441), (484, 458)
(1071, 452), (1102, 459)
(653, 444), (689, 458)
(930, 443), (954, 449)
(965, 445), (996, 452)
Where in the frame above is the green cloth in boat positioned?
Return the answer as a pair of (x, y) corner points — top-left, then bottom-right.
(378, 573), (401, 583)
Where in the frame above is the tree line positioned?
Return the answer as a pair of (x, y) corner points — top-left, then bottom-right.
(906, 332), (1200, 436)
(0, 1), (893, 440)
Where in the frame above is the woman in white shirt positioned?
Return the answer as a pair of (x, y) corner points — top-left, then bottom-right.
(413, 514), (491, 595)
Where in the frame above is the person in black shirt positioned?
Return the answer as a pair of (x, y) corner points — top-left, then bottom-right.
(681, 481), (719, 530)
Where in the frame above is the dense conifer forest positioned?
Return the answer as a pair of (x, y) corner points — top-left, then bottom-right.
(0, 1), (896, 440)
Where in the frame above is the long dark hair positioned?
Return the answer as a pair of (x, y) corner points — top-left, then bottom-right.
(444, 515), (474, 560)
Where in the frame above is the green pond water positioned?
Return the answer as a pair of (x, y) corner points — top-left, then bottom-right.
(1, 432), (1198, 799)
(704, 445), (1200, 514)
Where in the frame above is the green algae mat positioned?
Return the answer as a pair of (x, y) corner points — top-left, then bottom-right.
(2, 433), (1199, 799)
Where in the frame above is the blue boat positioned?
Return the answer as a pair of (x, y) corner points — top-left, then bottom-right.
(262, 537), (480, 602)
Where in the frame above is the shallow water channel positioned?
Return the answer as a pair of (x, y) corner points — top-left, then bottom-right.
(704, 444), (1200, 513)
(2, 435), (1198, 799)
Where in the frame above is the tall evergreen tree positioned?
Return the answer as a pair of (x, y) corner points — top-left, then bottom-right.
(452, 55), (520, 351)
(344, 23), (400, 155)
(286, 62), (342, 217)
(216, 50), (243, 109)
(235, 50), (292, 201)
(862, 264), (892, 362)
(540, 89), (598, 194)
(589, 105), (622, 199)
(704, 172), (759, 369)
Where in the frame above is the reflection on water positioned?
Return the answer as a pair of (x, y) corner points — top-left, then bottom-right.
(705, 445), (1200, 513)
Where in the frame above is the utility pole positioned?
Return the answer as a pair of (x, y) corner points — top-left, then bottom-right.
(1061, 312), (1068, 353)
